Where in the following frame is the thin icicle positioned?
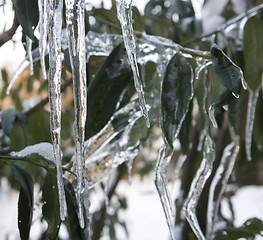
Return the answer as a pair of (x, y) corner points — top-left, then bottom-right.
(245, 86), (260, 161)
(208, 105), (218, 128)
(116, 0), (150, 128)
(26, 36), (34, 76)
(206, 142), (239, 239)
(65, 0), (87, 228)
(38, 0), (49, 80)
(48, 0), (65, 221)
(154, 145), (175, 240)
(183, 135), (214, 240)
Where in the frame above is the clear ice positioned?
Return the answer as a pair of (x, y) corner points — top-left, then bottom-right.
(65, 0), (87, 228)
(48, 0), (65, 221)
(154, 145), (175, 240)
(38, 0), (49, 80)
(245, 86), (260, 161)
(183, 135), (214, 240)
(206, 142), (239, 238)
(26, 36), (34, 76)
(116, 0), (150, 128)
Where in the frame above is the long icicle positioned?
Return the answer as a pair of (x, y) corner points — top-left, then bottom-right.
(38, 0), (49, 80)
(65, 0), (87, 228)
(48, 0), (65, 220)
(26, 36), (34, 76)
(116, 0), (150, 128)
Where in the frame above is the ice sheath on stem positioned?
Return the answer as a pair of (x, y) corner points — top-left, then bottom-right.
(48, 0), (65, 220)
(65, 0), (87, 228)
(116, 0), (150, 128)
(38, 0), (48, 80)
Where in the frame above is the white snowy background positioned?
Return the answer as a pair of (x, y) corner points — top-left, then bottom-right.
(1, 0), (263, 239)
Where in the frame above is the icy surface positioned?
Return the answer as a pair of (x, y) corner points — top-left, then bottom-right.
(11, 142), (55, 163)
(207, 142), (239, 238)
(48, 0), (65, 221)
(154, 145), (175, 240)
(245, 86), (260, 161)
(65, 0), (87, 228)
(184, 135), (214, 240)
(116, 0), (150, 128)
(26, 36), (34, 76)
(38, 0), (49, 80)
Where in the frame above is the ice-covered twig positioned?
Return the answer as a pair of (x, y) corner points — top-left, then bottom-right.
(183, 135), (214, 240)
(206, 142), (239, 239)
(65, 0), (87, 228)
(154, 145), (175, 240)
(116, 0), (150, 128)
(48, 0), (65, 221)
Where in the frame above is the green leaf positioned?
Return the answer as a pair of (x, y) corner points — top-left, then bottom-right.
(161, 52), (193, 148)
(243, 15), (263, 92)
(10, 164), (34, 240)
(86, 42), (133, 139)
(42, 171), (61, 240)
(1, 108), (17, 135)
(12, 0), (39, 40)
(214, 218), (263, 240)
(211, 43), (246, 97)
(211, 87), (236, 109)
(64, 179), (89, 240)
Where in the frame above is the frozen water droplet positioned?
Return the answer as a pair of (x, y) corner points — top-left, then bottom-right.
(116, 0), (150, 128)
(231, 91), (239, 98)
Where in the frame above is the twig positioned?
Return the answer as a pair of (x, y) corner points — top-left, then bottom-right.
(182, 3), (263, 46)
(0, 11), (19, 47)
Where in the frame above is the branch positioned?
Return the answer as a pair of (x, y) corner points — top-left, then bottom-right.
(0, 11), (19, 47)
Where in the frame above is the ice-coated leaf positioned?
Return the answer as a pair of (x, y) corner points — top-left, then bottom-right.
(243, 15), (263, 92)
(11, 142), (55, 164)
(1, 108), (16, 135)
(64, 179), (89, 240)
(161, 52), (193, 148)
(10, 164), (33, 240)
(211, 43), (246, 97)
(12, 0), (39, 40)
(42, 171), (61, 239)
(86, 42), (133, 138)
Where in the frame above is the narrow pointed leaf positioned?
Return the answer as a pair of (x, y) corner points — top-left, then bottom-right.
(10, 164), (33, 240)
(86, 42), (133, 138)
(42, 171), (61, 240)
(161, 52), (193, 148)
(211, 43), (246, 96)
(12, 0), (39, 40)
(243, 15), (263, 92)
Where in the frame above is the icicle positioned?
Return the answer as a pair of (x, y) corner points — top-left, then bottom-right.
(116, 0), (150, 128)
(103, 176), (110, 206)
(154, 145), (175, 240)
(65, 0), (87, 228)
(26, 36), (34, 76)
(126, 159), (133, 184)
(245, 86), (260, 161)
(208, 105), (218, 128)
(206, 142), (239, 239)
(48, 0), (65, 221)
(38, 0), (49, 80)
(183, 135), (214, 240)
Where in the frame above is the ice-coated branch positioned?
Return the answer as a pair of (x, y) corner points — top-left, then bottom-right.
(48, 0), (65, 220)
(65, 0), (87, 228)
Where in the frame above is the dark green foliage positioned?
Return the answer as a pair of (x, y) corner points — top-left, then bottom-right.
(12, 0), (39, 40)
(86, 42), (133, 138)
(10, 164), (33, 240)
(42, 171), (61, 240)
(161, 52), (193, 148)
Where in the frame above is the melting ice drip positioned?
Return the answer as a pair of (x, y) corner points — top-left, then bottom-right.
(116, 0), (150, 128)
